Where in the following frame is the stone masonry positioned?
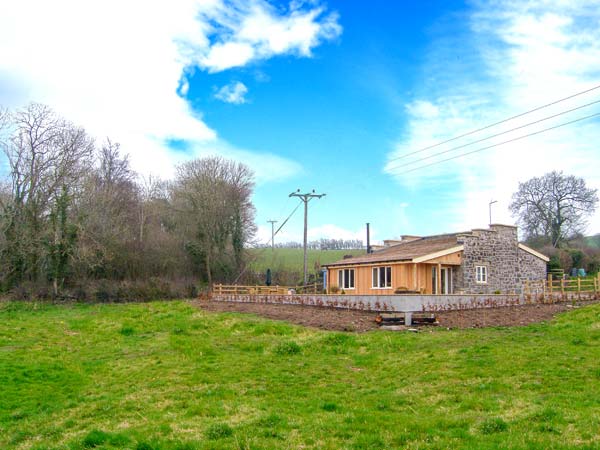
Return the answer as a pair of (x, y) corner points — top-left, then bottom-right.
(454, 224), (546, 294)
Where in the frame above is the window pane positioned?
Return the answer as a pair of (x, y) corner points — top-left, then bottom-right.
(379, 267), (385, 288)
(339, 270), (343, 287)
(386, 267), (391, 287)
(350, 269), (355, 288)
(372, 268), (377, 288)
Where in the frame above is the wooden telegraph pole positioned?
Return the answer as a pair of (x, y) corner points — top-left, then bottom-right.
(289, 189), (326, 285)
(267, 220), (278, 251)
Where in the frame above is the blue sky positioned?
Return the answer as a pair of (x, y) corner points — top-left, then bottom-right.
(1, 0), (599, 244)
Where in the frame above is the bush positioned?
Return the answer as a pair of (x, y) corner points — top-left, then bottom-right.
(7, 276), (200, 303)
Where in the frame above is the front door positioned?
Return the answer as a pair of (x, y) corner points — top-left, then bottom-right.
(441, 267), (453, 294)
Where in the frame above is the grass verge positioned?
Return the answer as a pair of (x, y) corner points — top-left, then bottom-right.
(0, 300), (599, 449)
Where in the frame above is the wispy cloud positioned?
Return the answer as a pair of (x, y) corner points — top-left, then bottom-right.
(0, 0), (340, 182)
(386, 0), (600, 233)
(215, 81), (249, 104)
(194, 1), (342, 72)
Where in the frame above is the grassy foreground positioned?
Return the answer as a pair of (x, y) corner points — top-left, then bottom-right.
(0, 301), (599, 450)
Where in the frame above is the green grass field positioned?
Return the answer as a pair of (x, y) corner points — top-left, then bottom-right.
(247, 248), (364, 274)
(1, 301), (599, 449)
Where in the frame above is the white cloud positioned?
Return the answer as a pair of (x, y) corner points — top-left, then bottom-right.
(195, 1), (342, 72)
(386, 0), (600, 234)
(0, 0), (340, 182)
(190, 140), (302, 183)
(405, 100), (439, 119)
(215, 81), (249, 104)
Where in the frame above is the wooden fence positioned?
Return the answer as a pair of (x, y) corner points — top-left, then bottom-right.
(213, 282), (322, 296)
(524, 273), (600, 295)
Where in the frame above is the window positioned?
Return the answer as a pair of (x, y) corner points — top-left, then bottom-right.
(432, 266), (438, 294)
(476, 265), (487, 284)
(372, 266), (392, 288)
(338, 269), (355, 289)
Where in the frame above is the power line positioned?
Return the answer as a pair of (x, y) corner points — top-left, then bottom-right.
(233, 200), (303, 284)
(387, 98), (600, 172)
(392, 110), (600, 176)
(274, 201), (302, 237)
(388, 83), (600, 163)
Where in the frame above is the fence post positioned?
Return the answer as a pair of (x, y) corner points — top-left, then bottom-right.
(561, 278), (565, 295)
(577, 277), (581, 294)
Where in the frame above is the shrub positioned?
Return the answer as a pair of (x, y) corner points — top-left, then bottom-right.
(94, 282), (114, 302)
(329, 285), (340, 294)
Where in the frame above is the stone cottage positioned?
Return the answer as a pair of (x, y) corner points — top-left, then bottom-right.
(324, 224), (548, 295)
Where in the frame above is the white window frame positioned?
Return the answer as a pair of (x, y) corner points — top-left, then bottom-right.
(441, 267), (453, 294)
(338, 268), (355, 290)
(475, 265), (488, 284)
(372, 266), (392, 289)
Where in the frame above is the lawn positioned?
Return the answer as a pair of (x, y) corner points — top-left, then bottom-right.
(0, 301), (599, 449)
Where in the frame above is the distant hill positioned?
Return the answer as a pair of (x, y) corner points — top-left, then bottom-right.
(584, 234), (600, 249)
(247, 248), (364, 274)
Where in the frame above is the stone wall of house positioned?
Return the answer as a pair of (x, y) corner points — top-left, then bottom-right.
(454, 224), (546, 294)
(517, 246), (548, 289)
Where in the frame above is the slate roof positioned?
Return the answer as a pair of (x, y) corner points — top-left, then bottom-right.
(325, 233), (463, 267)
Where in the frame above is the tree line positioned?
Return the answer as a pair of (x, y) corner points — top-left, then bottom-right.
(255, 239), (364, 250)
(0, 103), (256, 297)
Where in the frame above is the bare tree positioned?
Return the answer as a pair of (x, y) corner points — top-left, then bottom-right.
(172, 156), (255, 285)
(510, 171), (598, 247)
(137, 174), (167, 244)
(0, 103), (259, 294)
(75, 139), (138, 279)
(0, 103), (94, 286)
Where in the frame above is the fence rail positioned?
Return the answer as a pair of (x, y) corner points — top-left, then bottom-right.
(524, 273), (600, 295)
(213, 283), (322, 296)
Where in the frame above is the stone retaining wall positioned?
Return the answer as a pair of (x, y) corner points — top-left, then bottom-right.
(211, 291), (598, 313)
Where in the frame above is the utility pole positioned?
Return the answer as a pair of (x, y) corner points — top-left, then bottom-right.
(289, 189), (326, 285)
(489, 200), (498, 226)
(267, 220), (278, 251)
